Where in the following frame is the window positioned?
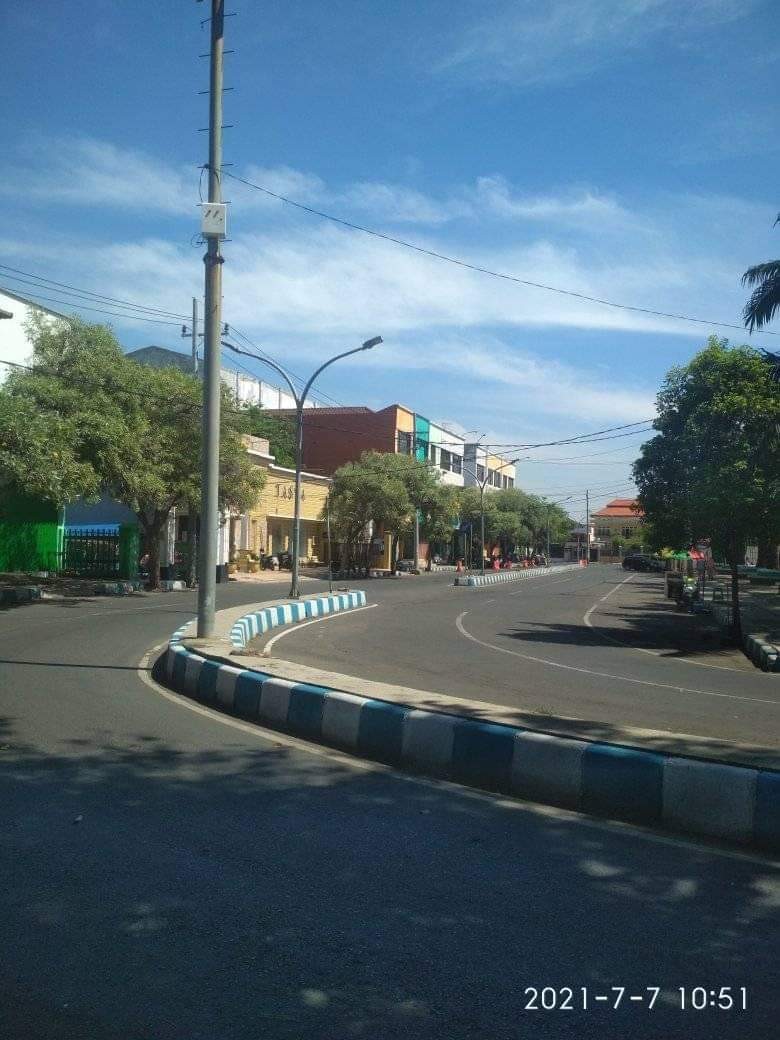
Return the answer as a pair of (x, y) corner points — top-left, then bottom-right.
(440, 448), (451, 471)
(477, 464), (485, 482)
(622, 525), (634, 538)
(429, 444), (437, 465)
(397, 430), (413, 455)
(597, 526), (610, 538)
(452, 453), (462, 474)
(507, 476), (514, 488)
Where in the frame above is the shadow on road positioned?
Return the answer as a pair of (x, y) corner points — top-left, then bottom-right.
(1, 712), (778, 1039)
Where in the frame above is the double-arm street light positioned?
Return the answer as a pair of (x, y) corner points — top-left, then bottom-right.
(461, 455), (520, 576)
(223, 336), (382, 599)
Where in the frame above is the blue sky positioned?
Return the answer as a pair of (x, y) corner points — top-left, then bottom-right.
(2, 0), (780, 515)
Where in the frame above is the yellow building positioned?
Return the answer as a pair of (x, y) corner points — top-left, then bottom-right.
(239, 436), (331, 562)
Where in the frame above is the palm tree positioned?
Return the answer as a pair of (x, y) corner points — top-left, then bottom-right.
(742, 216), (780, 332)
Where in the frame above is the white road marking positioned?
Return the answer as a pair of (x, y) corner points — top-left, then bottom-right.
(262, 603), (378, 656)
(454, 611), (780, 706)
(583, 574), (749, 673)
(134, 642), (779, 865)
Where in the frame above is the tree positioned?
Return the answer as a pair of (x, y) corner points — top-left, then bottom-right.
(4, 315), (265, 587)
(418, 484), (459, 570)
(327, 453), (412, 575)
(633, 337), (780, 641)
(742, 214), (780, 332)
(0, 393), (98, 505)
(239, 404), (296, 468)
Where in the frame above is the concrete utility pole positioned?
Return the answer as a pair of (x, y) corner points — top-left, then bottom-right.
(585, 488), (590, 565)
(191, 297), (199, 374)
(197, 0), (225, 638)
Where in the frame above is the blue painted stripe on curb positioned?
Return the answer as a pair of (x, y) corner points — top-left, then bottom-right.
(197, 660), (221, 704)
(754, 771), (780, 852)
(358, 700), (407, 764)
(233, 671), (263, 718)
(171, 649), (188, 690)
(287, 683), (327, 738)
(452, 720), (515, 792)
(582, 743), (664, 823)
(304, 600), (314, 618)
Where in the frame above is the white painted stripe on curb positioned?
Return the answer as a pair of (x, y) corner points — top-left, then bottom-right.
(257, 677), (295, 724)
(402, 710), (456, 770)
(215, 664), (243, 709)
(321, 689), (364, 749)
(663, 757), (757, 843)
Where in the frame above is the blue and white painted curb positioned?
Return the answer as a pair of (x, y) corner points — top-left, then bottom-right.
(160, 622), (780, 855)
(228, 591), (367, 649)
(455, 564), (582, 587)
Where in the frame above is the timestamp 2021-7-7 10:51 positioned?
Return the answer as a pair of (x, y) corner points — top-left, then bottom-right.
(523, 987), (748, 1011)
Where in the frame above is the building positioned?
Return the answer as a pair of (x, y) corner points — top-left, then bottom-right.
(126, 345), (313, 411)
(237, 435), (331, 562)
(0, 287), (65, 382)
(591, 498), (645, 549)
(263, 403), (467, 487)
(463, 443), (516, 491)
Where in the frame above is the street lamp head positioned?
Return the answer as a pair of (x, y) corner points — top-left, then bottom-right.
(362, 336), (383, 350)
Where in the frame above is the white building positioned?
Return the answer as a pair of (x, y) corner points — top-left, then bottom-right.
(0, 287), (64, 381)
(463, 443), (517, 491)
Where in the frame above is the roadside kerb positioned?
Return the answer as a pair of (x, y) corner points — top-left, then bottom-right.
(228, 591), (367, 648)
(0, 585), (42, 606)
(159, 603), (780, 854)
(744, 633), (780, 673)
(455, 564), (582, 587)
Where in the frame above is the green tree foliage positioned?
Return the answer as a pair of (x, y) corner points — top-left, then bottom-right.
(327, 452), (444, 573)
(455, 485), (570, 560)
(633, 336), (780, 639)
(742, 213), (780, 332)
(2, 315), (265, 586)
(238, 404), (296, 468)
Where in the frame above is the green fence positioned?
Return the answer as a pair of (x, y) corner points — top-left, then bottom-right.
(0, 491), (64, 573)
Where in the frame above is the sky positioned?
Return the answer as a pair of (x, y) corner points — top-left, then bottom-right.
(2, 0), (780, 518)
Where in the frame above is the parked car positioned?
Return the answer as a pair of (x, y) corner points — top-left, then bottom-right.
(622, 554), (664, 572)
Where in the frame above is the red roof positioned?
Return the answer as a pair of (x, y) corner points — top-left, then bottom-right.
(591, 498), (644, 519)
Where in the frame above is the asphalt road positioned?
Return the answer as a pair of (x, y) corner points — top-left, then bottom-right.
(1, 581), (779, 1039)
(270, 567), (780, 759)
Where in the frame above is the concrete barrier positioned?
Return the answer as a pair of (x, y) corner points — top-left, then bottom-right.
(160, 631), (780, 854)
(454, 564), (581, 587)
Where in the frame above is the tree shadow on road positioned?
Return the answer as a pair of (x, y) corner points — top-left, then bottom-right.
(0, 712), (778, 1040)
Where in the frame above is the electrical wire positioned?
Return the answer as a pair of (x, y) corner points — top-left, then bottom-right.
(0, 283), (184, 327)
(224, 169), (779, 340)
(0, 265), (190, 320)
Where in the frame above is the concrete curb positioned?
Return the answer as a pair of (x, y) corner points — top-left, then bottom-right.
(743, 632), (780, 673)
(227, 591), (367, 649)
(0, 585), (42, 606)
(454, 563), (582, 587)
(160, 630), (780, 855)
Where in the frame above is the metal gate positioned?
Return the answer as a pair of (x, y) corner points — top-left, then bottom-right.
(60, 528), (121, 578)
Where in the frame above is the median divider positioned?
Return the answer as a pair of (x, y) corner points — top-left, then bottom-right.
(158, 593), (780, 854)
(455, 564), (581, 587)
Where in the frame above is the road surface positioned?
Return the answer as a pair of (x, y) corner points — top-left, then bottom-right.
(1, 581), (778, 1039)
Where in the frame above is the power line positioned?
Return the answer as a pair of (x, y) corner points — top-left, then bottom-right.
(0, 283), (184, 327)
(224, 169), (780, 341)
(0, 265), (190, 320)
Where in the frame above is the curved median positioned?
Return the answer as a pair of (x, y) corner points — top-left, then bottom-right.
(158, 593), (780, 855)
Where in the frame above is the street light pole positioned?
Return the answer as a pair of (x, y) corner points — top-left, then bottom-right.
(223, 336), (382, 598)
(461, 455), (519, 577)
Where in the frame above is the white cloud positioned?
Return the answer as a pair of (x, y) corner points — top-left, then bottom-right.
(3, 137), (196, 216)
(437, 0), (754, 87)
